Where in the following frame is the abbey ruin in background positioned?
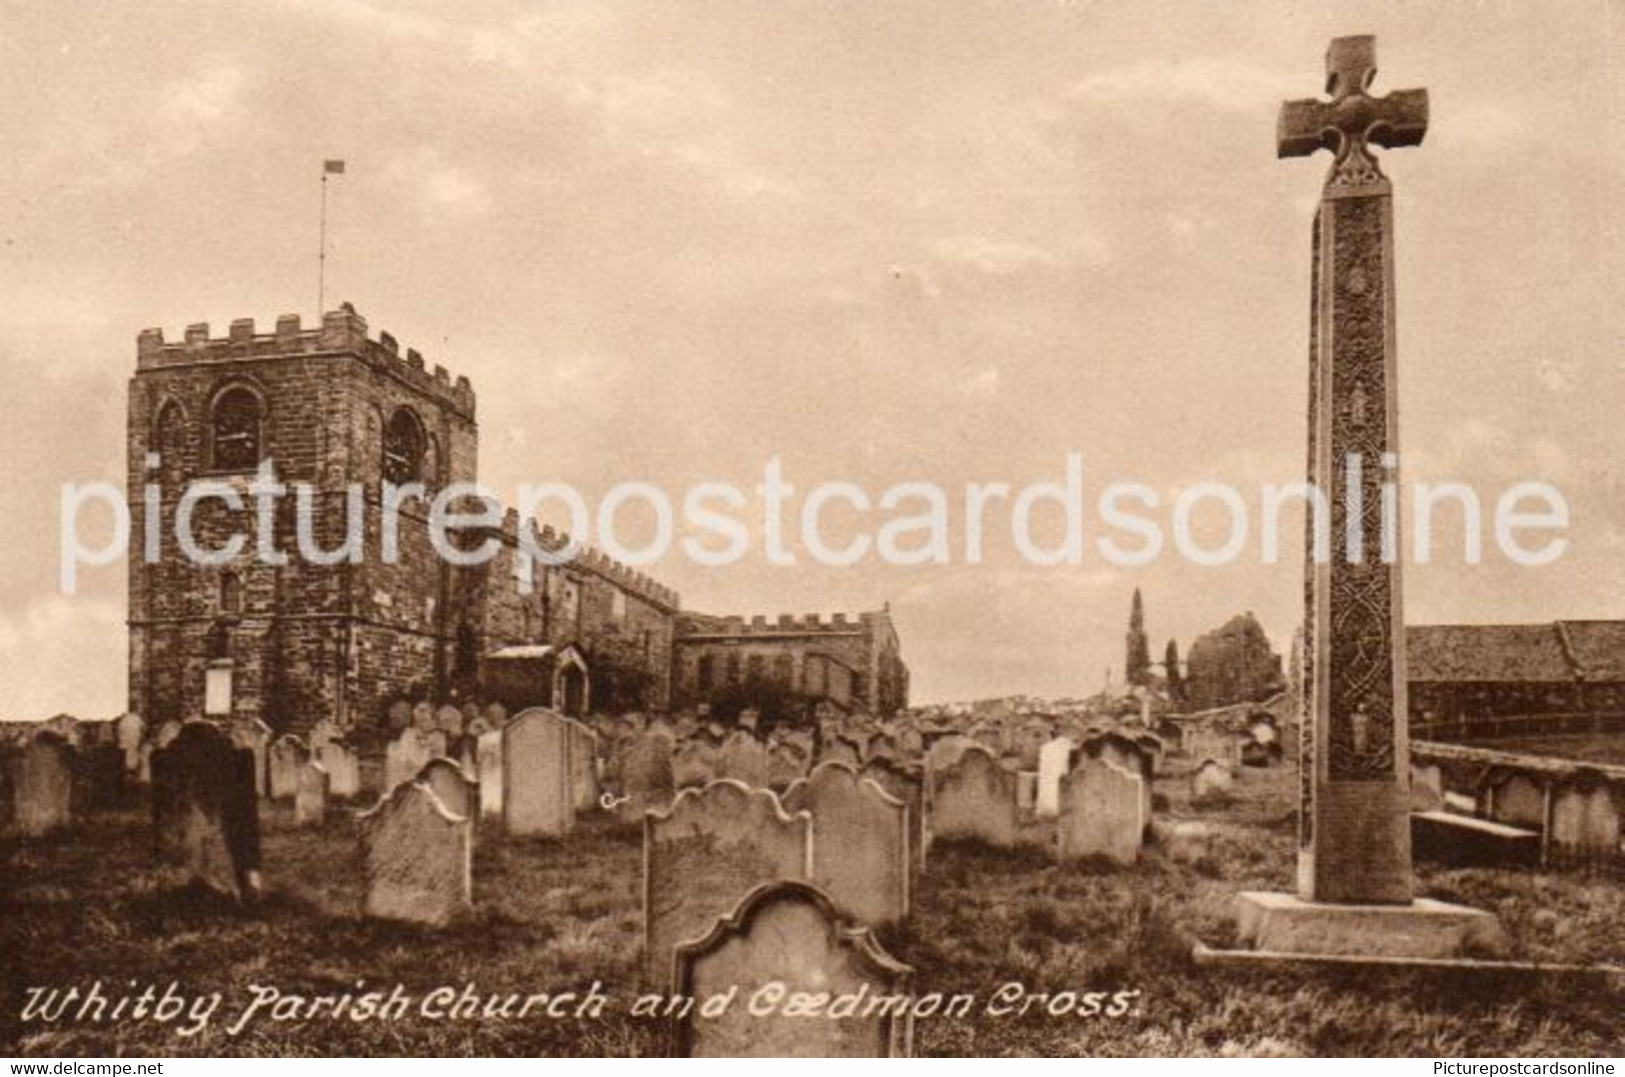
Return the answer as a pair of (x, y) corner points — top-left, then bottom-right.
(126, 307), (909, 735)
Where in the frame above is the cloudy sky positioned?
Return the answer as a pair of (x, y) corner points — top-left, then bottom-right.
(0, 0), (1619, 717)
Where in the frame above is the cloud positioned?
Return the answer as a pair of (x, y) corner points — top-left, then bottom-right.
(1067, 57), (1296, 113)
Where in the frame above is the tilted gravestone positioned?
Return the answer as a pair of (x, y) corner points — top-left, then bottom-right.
(930, 746), (1017, 848)
(673, 881), (914, 1057)
(1057, 757), (1144, 866)
(643, 779), (813, 989)
(357, 780), (472, 926)
(267, 734), (306, 801)
(419, 757), (478, 823)
(782, 762), (910, 927)
(503, 708), (574, 837)
(151, 722), (262, 899)
(294, 761), (330, 826)
(11, 733), (75, 836)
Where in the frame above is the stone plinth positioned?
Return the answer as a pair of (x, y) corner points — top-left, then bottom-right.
(1235, 891), (1505, 960)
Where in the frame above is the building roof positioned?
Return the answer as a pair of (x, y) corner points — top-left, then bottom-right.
(1406, 623), (1581, 683)
(1556, 620), (1625, 681)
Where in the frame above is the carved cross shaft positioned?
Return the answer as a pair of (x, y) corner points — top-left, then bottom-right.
(1277, 35), (1428, 187)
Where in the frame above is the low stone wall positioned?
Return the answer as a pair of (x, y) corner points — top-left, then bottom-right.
(1410, 740), (1624, 871)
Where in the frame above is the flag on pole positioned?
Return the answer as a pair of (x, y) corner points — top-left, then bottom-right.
(324, 159), (345, 175)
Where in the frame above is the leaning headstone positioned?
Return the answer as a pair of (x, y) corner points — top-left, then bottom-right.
(1057, 758), (1144, 865)
(643, 780), (812, 988)
(783, 763), (910, 926)
(616, 733), (675, 823)
(930, 746), (1018, 847)
(503, 708), (574, 836)
(357, 780), (472, 926)
(151, 722), (261, 899)
(673, 881), (913, 1057)
(267, 734), (305, 801)
(11, 733), (75, 836)
(1036, 737), (1075, 819)
(294, 761), (330, 826)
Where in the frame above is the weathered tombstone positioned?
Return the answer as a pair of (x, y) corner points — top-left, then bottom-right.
(930, 746), (1017, 847)
(1036, 736), (1076, 818)
(294, 761), (330, 826)
(1409, 762), (1444, 813)
(114, 712), (145, 773)
(151, 722), (261, 899)
(230, 718), (273, 798)
(861, 757), (927, 866)
(673, 881), (913, 1057)
(357, 780), (472, 926)
(1548, 777), (1620, 858)
(767, 741), (809, 789)
(267, 734), (305, 801)
(643, 780), (812, 987)
(11, 733), (75, 836)
(1487, 772), (1547, 830)
(718, 731), (770, 788)
(476, 727), (504, 818)
(1191, 759), (1234, 799)
(419, 756), (478, 823)
(783, 763), (910, 926)
(816, 738), (860, 770)
(317, 739), (361, 799)
(616, 732), (675, 822)
(1057, 758), (1144, 865)
(1016, 771), (1039, 813)
(503, 708), (574, 836)
(926, 734), (971, 774)
(566, 718), (600, 813)
(385, 728), (434, 794)
(671, 739), (719, 789)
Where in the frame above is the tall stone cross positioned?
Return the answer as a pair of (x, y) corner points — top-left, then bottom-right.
(1280, 35), (1428, 904)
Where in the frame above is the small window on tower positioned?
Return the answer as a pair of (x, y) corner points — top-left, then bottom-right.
(220, 571), (244, 616)
(383, 407), (425, 485)
(210, 386), (263, 471)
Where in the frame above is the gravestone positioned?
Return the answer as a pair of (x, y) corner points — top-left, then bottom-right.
(476, 727), (504, 818)
(357, 780), (472, 926)
(1238, 35), (1502, 959)
(719, 731), (770, 788)
(673, 881), (913, 1057)
(1548, 778), (1621, 857)
(783, 763), (910, 926)
(643, 780), (812, 988)
(114, 712), (145, 773)
(1057, 758), (1144, 865)
(503, 708), (574, 836)
(671, 739), (719, 789)
(155, 720), (182, 749)
(816, 738), (860, 771)
(294, 761), (329, 826)
(317, 739), (361, 798)
(926, 734), (972, 774)
(1409, 762), (1444, 812)
(385, 728), (434, 794)
(616, 732), (675, 823)
(11, 733), (75, 836)
(151, 722), (262, 899)
(1192, 759), (1234, 799)
(309, 718), (341, 752)
(1487, 772), (1546, 830)
(419, 757), (478, 823)
(230, 718), (273, 798)
(767, 741), (809, 789)
(930, 746), (1017, 847)
(566, 718), (600, 813)
(268, 734), (305, 801)
(1016, 771), (1038, 812)
(861, 757), (927, 867)
(1036, 736), (1076, 818)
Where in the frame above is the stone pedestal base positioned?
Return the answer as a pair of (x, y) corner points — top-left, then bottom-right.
(1235, 891), (1506, 960)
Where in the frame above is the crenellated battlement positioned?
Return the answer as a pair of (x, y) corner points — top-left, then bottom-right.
(486, 507), (681, 612)
(676, 609), (885, 638)
(136, 306), (476, 419)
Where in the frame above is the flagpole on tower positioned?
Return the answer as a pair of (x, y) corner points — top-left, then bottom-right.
(318, 159), (345, 315)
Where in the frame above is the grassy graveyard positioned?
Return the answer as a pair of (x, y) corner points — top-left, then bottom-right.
(5, 760), (1623, 1057)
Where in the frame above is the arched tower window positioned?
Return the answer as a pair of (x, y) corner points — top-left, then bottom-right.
(210, 386), (263, 471)
(220, 571), (244, 615)
(382, 407), (425, 485)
